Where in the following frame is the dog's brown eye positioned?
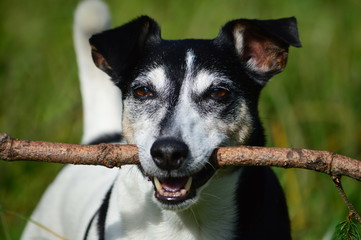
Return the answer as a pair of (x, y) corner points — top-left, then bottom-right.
(134, 87), (154, 98)
(210, 88), (229, 99)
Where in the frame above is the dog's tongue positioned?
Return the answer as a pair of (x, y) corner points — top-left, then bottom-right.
(161, 177), (189, 192)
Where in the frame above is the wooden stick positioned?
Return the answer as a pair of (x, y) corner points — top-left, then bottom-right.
(1, 133), (361, 181)
(0, 133), (138, 168)
(212, 146), (361, 181)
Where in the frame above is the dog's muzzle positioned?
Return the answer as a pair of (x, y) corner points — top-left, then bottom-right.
(149, 138), (215, 206)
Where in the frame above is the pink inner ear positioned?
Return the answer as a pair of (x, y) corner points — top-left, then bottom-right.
(91, 45), (113, 73)
(242, 31), (289, 74)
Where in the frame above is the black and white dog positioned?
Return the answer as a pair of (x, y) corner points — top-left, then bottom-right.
(22, 0), (301, 239)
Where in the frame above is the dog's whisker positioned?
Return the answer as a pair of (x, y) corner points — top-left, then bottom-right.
(202, 192), (221, 200)
(205, 161), (216, 171)
(189, 207), (200, 228)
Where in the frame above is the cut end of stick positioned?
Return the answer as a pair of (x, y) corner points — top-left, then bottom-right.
(0, 133), (13, 160)
(0, 133), (9, 143)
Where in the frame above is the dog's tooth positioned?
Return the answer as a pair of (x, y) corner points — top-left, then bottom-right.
(180, 189), (187, 196)
(184, 177), (192, 191)
(154, 177), (162, 191)
(159, 188), (165, 195)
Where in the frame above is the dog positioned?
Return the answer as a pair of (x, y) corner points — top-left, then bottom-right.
(22, 0), (301, 239)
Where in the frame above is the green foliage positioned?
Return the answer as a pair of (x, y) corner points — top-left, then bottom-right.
(334, 216), (361, 240)
(1, 0), (361, 239)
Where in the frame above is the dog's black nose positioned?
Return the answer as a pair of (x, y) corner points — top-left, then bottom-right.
(150, 138), (189, 170)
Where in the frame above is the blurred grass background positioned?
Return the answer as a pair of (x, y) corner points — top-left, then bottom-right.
(0, 0), (360, 239)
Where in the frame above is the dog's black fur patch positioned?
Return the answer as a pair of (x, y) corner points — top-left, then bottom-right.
(87, 133), (123, 145)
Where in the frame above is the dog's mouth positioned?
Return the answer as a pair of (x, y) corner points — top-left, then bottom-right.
(149, 164), (216, 205)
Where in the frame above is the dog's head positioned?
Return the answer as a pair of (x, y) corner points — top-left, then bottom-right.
(89, 16), (301, 210)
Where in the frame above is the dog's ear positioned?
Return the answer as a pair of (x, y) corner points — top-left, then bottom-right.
(89, 16), (161, 82)
(216, 17), (301, 85)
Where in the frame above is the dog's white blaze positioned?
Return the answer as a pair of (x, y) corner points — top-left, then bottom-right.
(178, 51), (211, 168)
(186, 49), (196, 71)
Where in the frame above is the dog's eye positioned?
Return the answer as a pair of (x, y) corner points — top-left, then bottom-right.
(133, 86), (154, 98)
(209, 88), (230, 100)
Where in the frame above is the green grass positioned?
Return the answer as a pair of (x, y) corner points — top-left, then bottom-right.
(1, 0), (361, 239)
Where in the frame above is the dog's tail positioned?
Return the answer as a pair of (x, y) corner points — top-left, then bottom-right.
(74, 0), (123, 144)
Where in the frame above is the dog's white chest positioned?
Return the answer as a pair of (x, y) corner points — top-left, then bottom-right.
(104, 166), (240, 240)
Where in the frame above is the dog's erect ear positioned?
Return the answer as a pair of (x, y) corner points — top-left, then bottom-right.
(89, 16), (161, 81)
(216, 17), (301, 84)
